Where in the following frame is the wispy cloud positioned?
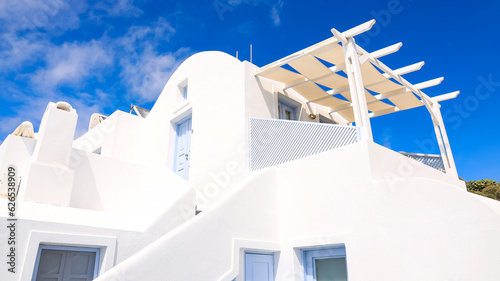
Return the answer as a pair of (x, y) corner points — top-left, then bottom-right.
(270, 0), (283, 26)
(31, 40), (113, 91)
(119, 17), (176, 51)
(0, 10), (190, 136)
(117, 18), (190, 102)
(0, 0), (88, 33)
(91, 0), (142, 18)
(0, 32), (47, 72)
(381, 128), (392, 149)
(120, 47), (191, 102)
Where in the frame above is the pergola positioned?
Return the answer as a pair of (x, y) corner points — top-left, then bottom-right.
(255, 20), (459, 178)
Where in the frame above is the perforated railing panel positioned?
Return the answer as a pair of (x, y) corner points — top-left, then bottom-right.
(250, 118), (360, 171)
(400, 152), (446, 173)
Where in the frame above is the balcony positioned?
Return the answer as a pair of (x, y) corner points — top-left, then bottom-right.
(249, 118), (360, 171)
(249, 118), (446, 174)
(399, 152), (445, 173)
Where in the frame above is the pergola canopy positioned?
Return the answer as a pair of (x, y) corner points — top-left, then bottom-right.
(256, 36), (451, 123)
(255, 19), (459, 178)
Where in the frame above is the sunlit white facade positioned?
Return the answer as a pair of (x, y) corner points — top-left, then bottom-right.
(1, 21), (500, 281)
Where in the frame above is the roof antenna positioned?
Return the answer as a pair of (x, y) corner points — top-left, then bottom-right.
(250, 44), (253, 63)
(236, 51), (238, 59)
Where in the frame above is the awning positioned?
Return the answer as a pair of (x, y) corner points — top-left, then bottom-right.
(255, 19), (460, 178)
(255, 38), (426, 123)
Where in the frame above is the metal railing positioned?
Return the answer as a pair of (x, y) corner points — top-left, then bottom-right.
(399, 152), (446, 173)
(250, 118), (361, 171)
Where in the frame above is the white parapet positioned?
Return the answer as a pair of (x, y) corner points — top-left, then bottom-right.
(20, 102), (78, 206)
(32, 102), (78, 167)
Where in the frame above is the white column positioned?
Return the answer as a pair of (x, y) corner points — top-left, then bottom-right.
(342, 37), (373, 141)
(431, 102), (458, 178)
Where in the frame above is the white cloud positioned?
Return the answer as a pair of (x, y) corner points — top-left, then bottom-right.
(270, 0), (283, 26)
(0, 32), (48, 72)
(66, 90), (115, 137)
(31, 40), (113, 90)
(381, 128), (392, 149)
(0, 11), (190, 137)
(120, 47), (191, 102)
(91, 0), (142, 18)
(0, 90), (113, 138)
(119, 17), (176, 51)
(116, 18), (188, 102)
(0, 0), (88, 33)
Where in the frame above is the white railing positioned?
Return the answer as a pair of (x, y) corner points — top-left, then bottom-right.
(250, 118), (361, 171)
(399, 152), (446, 173)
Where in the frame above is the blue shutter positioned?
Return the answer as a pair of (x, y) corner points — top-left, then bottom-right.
(245, 252), (274, 281)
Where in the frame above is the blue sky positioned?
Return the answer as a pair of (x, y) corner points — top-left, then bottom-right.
(1, 0), (499, 181)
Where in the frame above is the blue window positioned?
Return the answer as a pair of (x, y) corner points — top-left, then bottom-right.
(245, 252), (274, 281)
(278, 99), (297, 120)
(182, 85), (188, 100)
(32, 245), (100, 281)
(303, 246), (348, 281)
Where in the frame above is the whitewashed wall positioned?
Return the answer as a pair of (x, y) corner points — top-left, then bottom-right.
(1, 50), (496, 281)
(141, 52), (344, 210)
(93, 141), (500, 281)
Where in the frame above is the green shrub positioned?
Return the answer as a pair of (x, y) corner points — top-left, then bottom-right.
(466, 179), (500, 201)
(467, 179), (498, 192)
(481, 185), (498, 200)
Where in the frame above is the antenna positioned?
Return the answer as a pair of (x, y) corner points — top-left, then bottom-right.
(250, 44), (253, 63)
(236, 51), (238, 59)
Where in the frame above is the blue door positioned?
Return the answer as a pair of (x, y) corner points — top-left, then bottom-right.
(175, 116), (192, 180)
(245, 252), (274, 281)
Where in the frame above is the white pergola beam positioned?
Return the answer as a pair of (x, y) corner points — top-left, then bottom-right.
(356, 45), (434, 105)
(341, 19), (376, 39)
(331, 27), (348, 44)
(383, 61), (424, 78)
(371, 42), (402, 59)
(414, 77), (444, 90)
(431, 91), (460, 102)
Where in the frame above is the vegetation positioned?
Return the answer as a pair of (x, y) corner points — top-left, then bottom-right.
(466, 179), (500, 201)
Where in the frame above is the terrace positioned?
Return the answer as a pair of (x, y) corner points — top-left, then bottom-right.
(252, 19), (458, 177)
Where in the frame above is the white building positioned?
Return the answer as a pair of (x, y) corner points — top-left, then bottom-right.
(1, 20), (500, 281)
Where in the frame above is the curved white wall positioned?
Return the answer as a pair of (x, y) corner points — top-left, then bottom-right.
(93, 141), (500, 281)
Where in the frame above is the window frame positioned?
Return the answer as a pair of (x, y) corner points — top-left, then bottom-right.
(178, 79), (189, 102)
(278, 98), (298, 120)
(32, 245), (100, 281)
(173, 114), (192, 181)
(182, 84), (188, 100)
(302, 245), (348, 281)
